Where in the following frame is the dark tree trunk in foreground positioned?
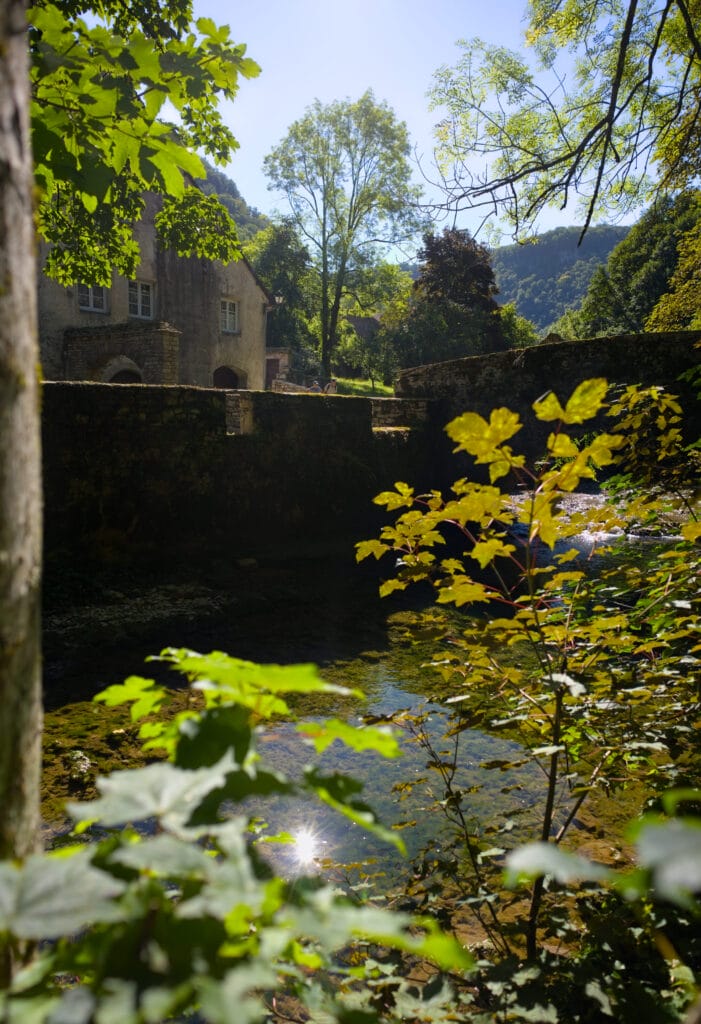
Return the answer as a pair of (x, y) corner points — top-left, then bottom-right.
(0, 0), (43, 861)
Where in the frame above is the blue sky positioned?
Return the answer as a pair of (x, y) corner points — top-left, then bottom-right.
(191, 0), (532, 228)
(191, 0), (582, 240)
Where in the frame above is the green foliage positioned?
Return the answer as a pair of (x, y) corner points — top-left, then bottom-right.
(31, 0), (260, 283)
(606, 382), (701, 509)
(334, 262), (414, 384)
(358, 377), (700, 1013)
(428, 0), (701, 236)
(154, 188), (242, 263)
(196, 160), (269, 242)
(646, 217), (701, 331)
(551, 192), (701, 338)
(264, 91), (424, 374)
(498, 302), (539, 349)
(335, 317), (396, 386)
(491, 225), (629, 334)
(243, 221), (318, 362)
(416, 229), (500, 315)
(0, 649), (471, 1021)
(382, 296), (494, 369)
(379, 228), (515, 368)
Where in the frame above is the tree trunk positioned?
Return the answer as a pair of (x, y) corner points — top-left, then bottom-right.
(320, 248), (331, 377)
(325, 256), (347, 378)
(0, 0), (43, 861)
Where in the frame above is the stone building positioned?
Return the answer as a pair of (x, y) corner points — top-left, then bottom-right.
(38, 194), (272, 389)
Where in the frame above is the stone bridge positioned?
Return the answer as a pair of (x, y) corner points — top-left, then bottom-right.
(395, 330), (701, 480)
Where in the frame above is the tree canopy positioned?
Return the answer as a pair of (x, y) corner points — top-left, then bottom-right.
(31, 0), (260, 283)
(416, 227), (500, 314)
(378, 228), (513, 369)
(264, 91), (423, 375)
(646, 217), (701, 330)
(243, 222), (317, 360)
(429, 0), (701, 238)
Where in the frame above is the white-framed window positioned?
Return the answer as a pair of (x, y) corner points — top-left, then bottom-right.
(128, 280), (153, 319)
(78, 284), (108, 312)
(220, 298), (239, 334)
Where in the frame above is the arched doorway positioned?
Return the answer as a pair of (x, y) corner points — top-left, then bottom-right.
(110, 369), (142, 383)
(213, 366), (241, 388)
(99, 356), (143, 383)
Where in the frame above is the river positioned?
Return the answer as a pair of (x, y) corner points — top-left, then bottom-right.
(42, 550), (550, 888)
(42, 507), (682, 887)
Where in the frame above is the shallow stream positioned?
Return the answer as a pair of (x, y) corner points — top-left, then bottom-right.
(42, 506), (679, 886)
(42, 552), (553, 884)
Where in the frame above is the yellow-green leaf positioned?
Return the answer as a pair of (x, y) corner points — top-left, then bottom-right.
(562, 378), (608, 424)
(298, 719), (401, 758)
(436, 577), (491, 606)
(379, 578), (409, 598)
(681, 521), (701, 542)
(470, 538), (516, 568)
(447, 408), (522, 462)
(533, 391), (567, 422)
(355, 539), (388, 562)
(535, 379), (608, 424)
(548, 432), (579, 458)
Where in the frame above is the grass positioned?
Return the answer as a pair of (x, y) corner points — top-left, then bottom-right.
(334, 377), (394, 397)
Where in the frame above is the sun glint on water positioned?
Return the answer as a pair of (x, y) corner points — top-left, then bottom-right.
(293, 828), (320, 866)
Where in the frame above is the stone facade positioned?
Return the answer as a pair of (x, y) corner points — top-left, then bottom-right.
(265, 347), (291, 389)
(38, 194), (272, 389)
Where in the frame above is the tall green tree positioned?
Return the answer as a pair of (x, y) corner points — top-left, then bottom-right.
(646, 218), (701, 330)
(31, 0), (260, 284)
(243, 221), (317, 358)
(381, 228), (512, 369)
(429, 0), (701, 238)
(416, 227), (500, 313)
(264, 91), (423, 375)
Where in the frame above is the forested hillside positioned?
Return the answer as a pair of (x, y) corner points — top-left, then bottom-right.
(491, 225), (629, 333)
(196, 160), (269, 241)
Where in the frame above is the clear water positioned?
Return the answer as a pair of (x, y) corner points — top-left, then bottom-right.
(229, 616), (548, 888)
(47, 519), (673, 887)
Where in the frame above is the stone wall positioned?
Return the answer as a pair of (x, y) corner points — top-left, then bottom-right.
(42, 384), (434, 576)
(42, 331), (700, 579)
(370, 397), (430, 429)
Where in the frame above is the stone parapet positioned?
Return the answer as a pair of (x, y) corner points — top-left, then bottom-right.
(41, 383), (435, 574)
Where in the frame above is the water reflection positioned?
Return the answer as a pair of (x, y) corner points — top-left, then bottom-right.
(244, 638), (547, 892)
(44, 561), (568, 887)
